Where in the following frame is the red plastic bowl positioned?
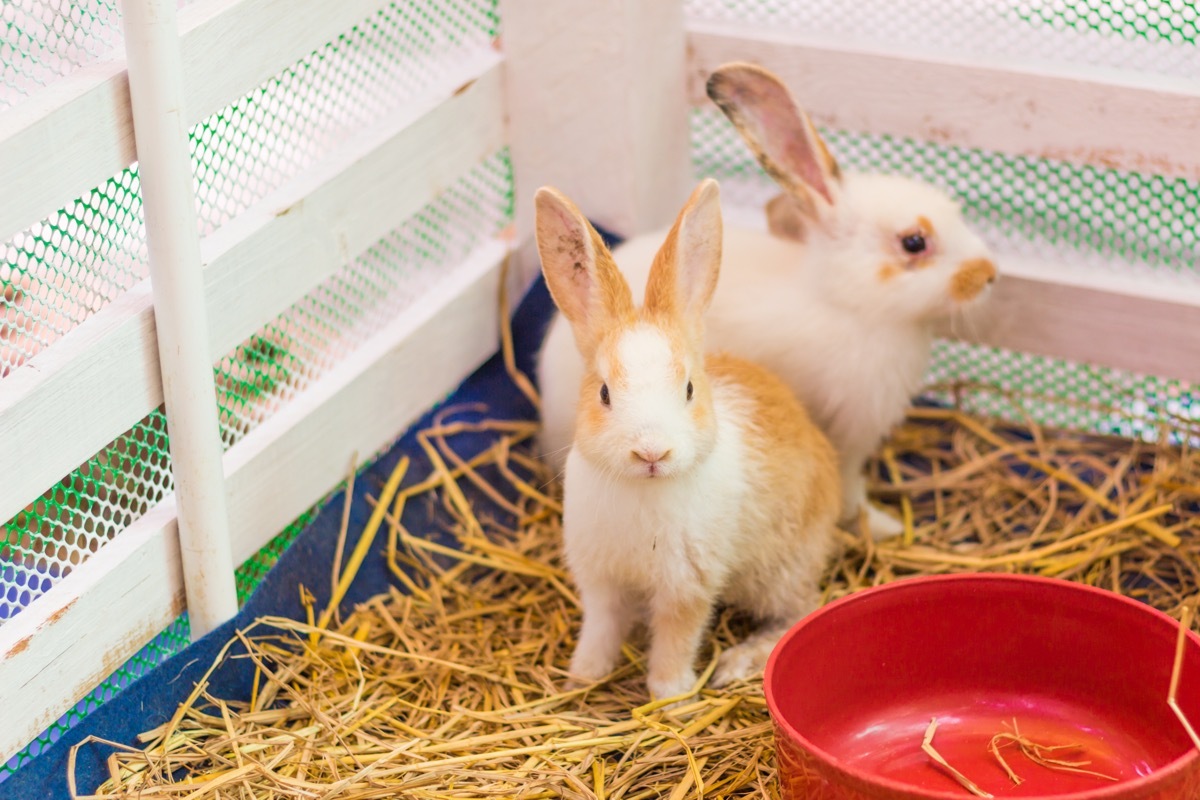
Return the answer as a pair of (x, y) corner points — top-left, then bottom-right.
(764, 574), (1200, 799)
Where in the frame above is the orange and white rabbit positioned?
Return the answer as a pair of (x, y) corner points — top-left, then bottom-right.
(536, 179), (840, 700)
(538, 63), (997, 540)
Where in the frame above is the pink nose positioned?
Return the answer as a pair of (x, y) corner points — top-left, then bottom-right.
(632, 448), (670, 465)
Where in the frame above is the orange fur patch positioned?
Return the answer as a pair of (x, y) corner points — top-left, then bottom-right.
(815, 132), (841, 181)
(916, 215), (936, 239)
(877, 261), (902, 281)
(576, 370), (610, 445)
(706, 353), (841, 524)
(950, 257), (998, 302)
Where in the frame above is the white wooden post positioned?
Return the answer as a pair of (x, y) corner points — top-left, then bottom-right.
(120, 0), (237, 638)
(500, 0), (692, 289)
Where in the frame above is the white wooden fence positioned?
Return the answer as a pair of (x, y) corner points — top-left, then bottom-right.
(1, 0), (1196, 768)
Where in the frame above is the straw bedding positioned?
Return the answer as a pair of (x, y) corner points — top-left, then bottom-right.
(71, 377), (1200, 799)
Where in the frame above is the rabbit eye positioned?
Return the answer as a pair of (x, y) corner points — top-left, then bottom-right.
(600, 383), (610, 406)
(901, 233), (927, 254)
(686, 380), (694, 402)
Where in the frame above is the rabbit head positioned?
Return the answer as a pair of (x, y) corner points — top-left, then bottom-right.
(707, 62), (997, 323)
(535, 180), (724, 481)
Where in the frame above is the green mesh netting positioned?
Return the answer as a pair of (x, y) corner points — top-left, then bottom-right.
(1021, 0), (1199, 46)
(2, 0), (502, 780)
(1, 1), (124, 113)
(684, 0), (1197, 78)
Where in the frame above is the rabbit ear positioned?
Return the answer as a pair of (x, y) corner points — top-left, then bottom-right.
(707, 62), (840, 210)
(765, 193), (810, 241)
(644, 179), (722, 329)
(535, 187), (634, 359)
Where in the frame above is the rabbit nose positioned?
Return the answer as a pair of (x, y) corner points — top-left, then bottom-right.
(632, 448), (671, 465)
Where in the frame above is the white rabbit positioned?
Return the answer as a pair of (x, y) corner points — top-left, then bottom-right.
(538, 62), (997, 540)
(535, 178), (840, 700)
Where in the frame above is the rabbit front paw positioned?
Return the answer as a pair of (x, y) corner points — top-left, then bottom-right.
(863, 503), (903, 541)
(648, 670), (699, 705)
(712, 642), (770, 687)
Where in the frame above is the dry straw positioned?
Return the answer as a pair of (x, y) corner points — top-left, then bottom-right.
(922, 718), (992, 797)
(988, 719), (1117, 785)
(69, 371), (1200, 797)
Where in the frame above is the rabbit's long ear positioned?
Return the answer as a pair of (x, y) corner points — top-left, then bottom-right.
(707, 62), (840, 213)
(644, 179), (722, 334)
(535, 187), (634, 360)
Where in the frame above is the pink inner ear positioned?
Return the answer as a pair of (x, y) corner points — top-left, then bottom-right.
(721, 75), (833, 206)
(766, 115), (832, 205)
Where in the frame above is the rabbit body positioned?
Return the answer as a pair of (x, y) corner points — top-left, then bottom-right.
(535, 180), (839, 700)
(563, 351), (838, 698)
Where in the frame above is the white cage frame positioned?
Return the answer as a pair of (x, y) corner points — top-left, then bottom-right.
(1, 0), (1197, 765)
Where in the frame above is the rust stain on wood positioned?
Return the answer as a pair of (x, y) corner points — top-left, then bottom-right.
(275, 200), (303, 218)
(6, 635), (31, 658)
(1036, 145), (1193, 178)
(46, 597), (77, 625)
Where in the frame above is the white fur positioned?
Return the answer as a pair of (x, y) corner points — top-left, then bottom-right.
(539, 172), (995, 538)
(538, 179), (839, 701)
(577, 325), (705, 480)
(564, 367), (833, 699)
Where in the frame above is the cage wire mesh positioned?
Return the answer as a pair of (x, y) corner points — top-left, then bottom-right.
(684, 0), (1199, 79)
(2, 0), (503, 780)
(2, 0), (123, 113)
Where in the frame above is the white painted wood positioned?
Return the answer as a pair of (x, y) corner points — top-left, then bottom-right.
(0, 498), (185, 764)
(176, 0), (389, 126)
(122, 0), (238, 638)
(0, 0), (387, 244)
(950, 255), (1200, 383)
(0, 238), (509, 761)
(0, 58), (504, 529)
(0, 58), (133, 248)
(500, 0), (692, 286)
(687, 23), (1200, 180)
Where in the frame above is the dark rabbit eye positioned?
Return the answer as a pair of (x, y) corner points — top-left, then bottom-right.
(600, 383), (610, 406)
(901, 233), (927, 254)
(686, 380), (694, 401)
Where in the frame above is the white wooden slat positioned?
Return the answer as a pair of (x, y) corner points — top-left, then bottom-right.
(951, 257), (1200, 384)
(177, 0), (390, 127)
(687, 23), (1200, 180)
(0, 498), (185, 765)
(0, 0), (387, 244)
(500, 0), (693, 287)
(0, 59), (133, 249)
(0, 56), (504, 527)
(0, 238), (509, 761)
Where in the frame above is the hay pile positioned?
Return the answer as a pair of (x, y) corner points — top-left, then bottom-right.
(70, 388), (1200, 799)
(844, 398), (1200, 615)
